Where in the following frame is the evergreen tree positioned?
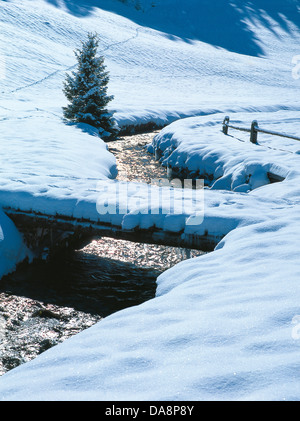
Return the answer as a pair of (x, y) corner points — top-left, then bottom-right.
(63, 33), (118, 140)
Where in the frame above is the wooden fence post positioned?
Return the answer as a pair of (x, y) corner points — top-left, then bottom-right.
(222, 116), (230, 134)
(250, 120), (258, 144)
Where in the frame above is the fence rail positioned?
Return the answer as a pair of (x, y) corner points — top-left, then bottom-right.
(222, 116), (300, 144)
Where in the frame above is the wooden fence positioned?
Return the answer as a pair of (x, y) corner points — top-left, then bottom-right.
(222, 116), (300, 144)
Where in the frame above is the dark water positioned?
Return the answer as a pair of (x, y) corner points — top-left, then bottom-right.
(0, 132), (204, 375)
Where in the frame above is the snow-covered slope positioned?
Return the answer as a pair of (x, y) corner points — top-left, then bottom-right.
(0, 0), (299, 401)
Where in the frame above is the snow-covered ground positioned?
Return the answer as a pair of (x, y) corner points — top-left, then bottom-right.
(0, 0), (299, 401)
(149, 110), (300, 192)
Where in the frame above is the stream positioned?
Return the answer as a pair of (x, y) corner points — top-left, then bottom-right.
(0, 131), (204, 376)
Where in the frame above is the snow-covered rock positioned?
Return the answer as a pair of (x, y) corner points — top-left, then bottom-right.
(0, 210), (29, 279)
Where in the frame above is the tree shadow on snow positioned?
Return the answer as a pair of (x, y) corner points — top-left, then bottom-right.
(44, 0), (300, 57)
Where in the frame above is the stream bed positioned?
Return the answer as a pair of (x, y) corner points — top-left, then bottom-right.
(0, 131), (204, 376)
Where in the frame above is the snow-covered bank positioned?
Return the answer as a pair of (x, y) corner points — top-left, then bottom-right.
(148, 110), (300, 192)
(0, 110), (117, 264)
(0, 112), (117, 187)
(0, 208), (299, 400)
(0, 111), (291, 252)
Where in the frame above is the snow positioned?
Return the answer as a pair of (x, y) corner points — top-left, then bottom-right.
(0, 206), (300, 401)
(0, 0), (299, 401)
(0, 209), (30, 279)
(1, 0), (300, 125)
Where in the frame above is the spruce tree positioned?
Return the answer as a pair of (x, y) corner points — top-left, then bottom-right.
(63, 33), (118, 140)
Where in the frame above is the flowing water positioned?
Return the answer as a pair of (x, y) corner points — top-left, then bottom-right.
(0, 131), (204, 376)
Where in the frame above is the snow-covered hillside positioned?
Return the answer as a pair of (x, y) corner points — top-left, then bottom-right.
(0, 0), (299, 401)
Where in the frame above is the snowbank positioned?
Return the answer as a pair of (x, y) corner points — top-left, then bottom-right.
(0, 112), (117, 221)
(1, 0), (300, 128)
(0, 111), (117, 262)
(148, 110), (300, 193)
(0, 209), (299, 401)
